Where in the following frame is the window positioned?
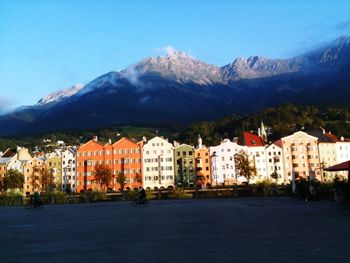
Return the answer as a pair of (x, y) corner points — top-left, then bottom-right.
(107, 150), (110, 155)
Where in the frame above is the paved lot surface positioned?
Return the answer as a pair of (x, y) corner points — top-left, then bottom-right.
(1, 197), (350, 263)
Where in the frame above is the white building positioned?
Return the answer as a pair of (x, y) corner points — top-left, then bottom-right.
(61, 147), (77, 193)
(142, 136), (175, 190)
(210, 138), (247, 185)
(265, 141), (285, 184)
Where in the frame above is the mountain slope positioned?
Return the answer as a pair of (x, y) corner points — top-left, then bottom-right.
(0, 36), (349, 136)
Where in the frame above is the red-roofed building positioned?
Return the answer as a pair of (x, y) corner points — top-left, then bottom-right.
(243, 132), (265, 147)
(243, 132), (267, 183)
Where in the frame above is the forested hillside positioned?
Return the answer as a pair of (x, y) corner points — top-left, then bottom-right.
(1, 104), (350, 152)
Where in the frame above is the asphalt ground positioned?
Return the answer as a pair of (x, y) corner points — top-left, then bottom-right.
(1, 197), (350, 263)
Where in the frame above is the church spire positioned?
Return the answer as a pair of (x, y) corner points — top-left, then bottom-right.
(198, 134), (202, 149)
(260, 120), (267, 143)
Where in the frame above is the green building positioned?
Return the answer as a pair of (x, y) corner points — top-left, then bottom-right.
(45, 154), (62, 191)
(174, 144), (195, 188)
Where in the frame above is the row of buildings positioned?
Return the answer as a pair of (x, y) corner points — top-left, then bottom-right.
(1, 124), (349, 194)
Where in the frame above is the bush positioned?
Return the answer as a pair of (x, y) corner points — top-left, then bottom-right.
(332, 176), (350, 201)
(0, 190), (23, 206)
(254, 179), (277, 196)
(89, 191), (108, 202)
(169, 189), (192, 199)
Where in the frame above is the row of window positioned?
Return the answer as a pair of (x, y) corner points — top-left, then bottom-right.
(144, 175), (174, 181)
(145, 166), (173, 172)
(77, 148), (141, 157)
(144, 150), (172, 155)
(176, 151), (193, 156)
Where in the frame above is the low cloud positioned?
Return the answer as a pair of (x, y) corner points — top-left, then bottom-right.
(120, 64), (147, 92)
(121, 65), (141, 86)
(155, 45), (177, 56)
(332, 19), (350, 32)
(0, 97), (15, 115)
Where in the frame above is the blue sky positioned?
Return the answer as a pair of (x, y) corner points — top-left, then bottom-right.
(0, 0), (349, 112)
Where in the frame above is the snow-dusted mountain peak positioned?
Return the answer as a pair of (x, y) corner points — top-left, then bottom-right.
(36, 83), (84, 106)
(131, 48), (222, 85)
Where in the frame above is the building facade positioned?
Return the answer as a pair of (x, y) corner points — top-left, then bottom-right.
(61, 147), (77, 193)
(174, 144), (195, 188)
(142, 136), (174, 190)
(210, 139), (247, 185)
(76, 137), (105, 192)
(112, 137), (142, 190)
(281, 131), (320, 181)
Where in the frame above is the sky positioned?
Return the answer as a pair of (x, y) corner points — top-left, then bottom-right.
(0, 0), (349, 113)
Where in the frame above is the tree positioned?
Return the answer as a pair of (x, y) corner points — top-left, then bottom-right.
(3, 169), (24, 191)
(93, 164), (113, 191)
(116, 172), (126, 191)
(235, 152), (256, 185)
(135, 173), (142, 186)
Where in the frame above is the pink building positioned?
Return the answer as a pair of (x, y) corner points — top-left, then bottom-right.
(281, 131), (321, 181)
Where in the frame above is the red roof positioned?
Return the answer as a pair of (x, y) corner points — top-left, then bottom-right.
(324, 132), (340, 143)
(324, 160), (350, 172)
(243, 132), (265, 147)
(1, 148), (16, 158)
(273, 139), (282, 148)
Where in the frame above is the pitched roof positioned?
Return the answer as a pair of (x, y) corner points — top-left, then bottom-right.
(1, 148), (16, 158)
(112, 136), (139, 146)
(243, 132), (265, 147)
(324, 160), (350, 171)
(273, 139), (282, 148)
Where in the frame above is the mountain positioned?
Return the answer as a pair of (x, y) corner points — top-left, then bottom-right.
(36, 84), (85, 106)
(0, 36), (349, 136)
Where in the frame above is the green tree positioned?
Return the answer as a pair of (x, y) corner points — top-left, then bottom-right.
(3, 169), (24, 191)
(116, 172), (126, 191)
(93, 163), (113, 191)
(235, 152), (256, 185)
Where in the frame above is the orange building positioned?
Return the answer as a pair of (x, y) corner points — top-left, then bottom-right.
(23, 157), (46, 195)
(112, 137), (142, 190)
(76, 136), (143, 192)
(76, 137), (106, 192)
(194, 135), (211, 188)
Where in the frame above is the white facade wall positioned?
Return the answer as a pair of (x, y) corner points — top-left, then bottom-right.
(335, 141), (350, 180)
(210, 139), (247, 185)
(61, 148), (77, 192)
(246, 146), (267, 184)
(335, 141), (350, 163)
(7, 159), (22, 173)
(265, 144), (285, 184)
(142, 137), (175, 189)
(319, 142), (338, 181)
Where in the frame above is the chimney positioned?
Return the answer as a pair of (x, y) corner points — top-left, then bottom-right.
(142, 136), (147, 142)
(93, 135), (98, 142)
(341, 136), (344, 141)
(108, 138), (112, 144)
